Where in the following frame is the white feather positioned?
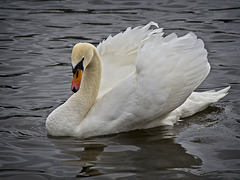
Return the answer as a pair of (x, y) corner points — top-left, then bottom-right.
(46, 22), (230, 138)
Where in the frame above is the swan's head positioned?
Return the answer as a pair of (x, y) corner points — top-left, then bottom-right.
(71, 43), (95, 93)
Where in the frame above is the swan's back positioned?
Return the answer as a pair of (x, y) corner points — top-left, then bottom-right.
(78, 25), (211, 137)
(96, 22), (210, 117)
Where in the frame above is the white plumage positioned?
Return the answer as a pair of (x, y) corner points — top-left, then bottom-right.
(46, 22), (230, 138)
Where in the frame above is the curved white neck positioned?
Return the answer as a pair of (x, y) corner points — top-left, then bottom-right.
(46, 46), (101, 136)
(67, 49), (101, 121)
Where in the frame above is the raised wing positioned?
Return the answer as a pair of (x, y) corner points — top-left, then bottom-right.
(81, 26), (210, 137)
(97, 22), (163, 97)
(134, 32), (210, 120)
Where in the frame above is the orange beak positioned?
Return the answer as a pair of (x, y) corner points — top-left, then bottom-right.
(71, 69), (83, 93)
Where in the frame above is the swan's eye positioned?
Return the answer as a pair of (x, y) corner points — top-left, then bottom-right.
(72, 58), (84, 75)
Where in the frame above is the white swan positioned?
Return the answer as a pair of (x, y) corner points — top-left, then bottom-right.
(46, 22), (230, 138)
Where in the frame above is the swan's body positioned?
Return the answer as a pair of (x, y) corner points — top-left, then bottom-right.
(46, 22), (229, 138)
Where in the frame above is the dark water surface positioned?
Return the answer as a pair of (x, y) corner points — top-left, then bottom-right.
(0, 0), (240, 179)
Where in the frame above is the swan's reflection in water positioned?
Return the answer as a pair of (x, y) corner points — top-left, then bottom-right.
(49, 126), (202, 178)
(66, 143), (106, 177)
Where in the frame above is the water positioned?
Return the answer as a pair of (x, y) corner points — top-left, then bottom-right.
(0, 0), (239, 179)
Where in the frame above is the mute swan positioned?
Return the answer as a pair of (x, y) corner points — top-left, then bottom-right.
(46, 22), (230, 138)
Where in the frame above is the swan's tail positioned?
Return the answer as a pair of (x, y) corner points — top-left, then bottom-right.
(179, 86), (230, 118)
(145, 86), (230, 127)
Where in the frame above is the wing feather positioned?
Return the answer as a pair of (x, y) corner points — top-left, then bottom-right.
(97, 22), (164, 97)
(85, 24), (210, 134)
(134, 32), (210, 120)
(97, 21), (163, 57)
